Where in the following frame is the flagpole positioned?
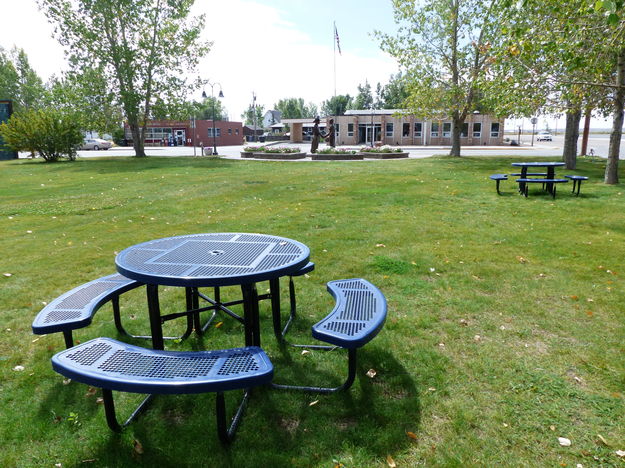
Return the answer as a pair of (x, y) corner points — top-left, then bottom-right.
(333, 21), (337, 98)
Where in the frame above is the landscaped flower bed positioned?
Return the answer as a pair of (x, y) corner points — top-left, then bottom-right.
(241, 145), (266, 158)
(253, 146), (306, 160)
(311, 148), (363, 160)
(358, 145), (409, 159)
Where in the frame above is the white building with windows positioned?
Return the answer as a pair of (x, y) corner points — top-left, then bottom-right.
(282, 110), (504, 146)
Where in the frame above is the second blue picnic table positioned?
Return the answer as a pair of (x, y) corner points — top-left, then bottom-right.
(512, 161), (565, 195)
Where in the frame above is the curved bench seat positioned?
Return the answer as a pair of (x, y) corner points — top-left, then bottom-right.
(32, 274), (143, 348)
(273, 278), (386, 393)
(51, 337), (273, 443)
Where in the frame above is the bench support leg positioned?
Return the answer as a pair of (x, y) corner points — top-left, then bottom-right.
(271, 348), (357, 393)
(495, 180), (501, 195)
(216, 390), (250, 444)
(101, 389), (154, 433)
(62, 330), (74, 349)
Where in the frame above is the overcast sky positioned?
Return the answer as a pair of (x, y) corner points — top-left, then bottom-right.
(1, 0), (400, 121)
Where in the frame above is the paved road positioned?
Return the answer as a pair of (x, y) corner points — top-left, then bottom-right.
(17, 133), (625, 160)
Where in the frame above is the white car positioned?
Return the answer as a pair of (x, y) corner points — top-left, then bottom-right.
(81, 138), (112, 150)
(536, 131), (553, 142)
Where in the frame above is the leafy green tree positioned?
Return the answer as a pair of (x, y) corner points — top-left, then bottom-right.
(39, 0), (210, 157)
(379, 73), (409, 109)
(241, 103), (265, 126)
(351, 81), (374, 110)
(0, 108), (83, 161)
(46, 70), (123, 136)
(493, 0), (622, 180)
(321, 95), (352, 116)
(377, 0), (501, 157)
(275, 98), (317, 119)
(0, 47), (46, 111)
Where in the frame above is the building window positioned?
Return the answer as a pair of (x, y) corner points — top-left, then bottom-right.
(402, 122), (410, 137)
(490, 122), (500, 137)
(386, 122), (393, 137)
(460, 123), (469, 137)
(347, 123), (354, 136)
(414, 122), (422, 137)
(207, 128), (221, 137)
(235, 128), (239, 135)
(335, 123), (340, 136)
(228, 128), (232, 135)
(431, 122), (439, 137)
(473, 122), (482, 138)
(443, 122), (452, 137)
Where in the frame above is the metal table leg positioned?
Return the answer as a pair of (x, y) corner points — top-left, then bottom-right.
(241, 283), (260, 347)
(146, 284), (164, 350)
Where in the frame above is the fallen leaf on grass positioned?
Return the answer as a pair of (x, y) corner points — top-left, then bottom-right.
(366, 369), (377, 378)
(85, 387), (97, 397)
(570, 295), (579, 301)
(96, 398), (104, 405)
(308, 400), (319, 407)
(215, 321), (223, 329)
(597, 434), (609, 446)
(406, 431), (417, 440)
(3, 273), (12, 277)
(615, 450), (625, 458)
(474, 335), (481, 342)
(133, 439), (144, 455)
(301, 350), (310, 355)
(558, 437), (572, 447)
(13, 365), (24, 371)
(386, 455), (397, 467)
(459, 318), (469, 326)
(516, 256), (528, 264)
(376, 244), (386, 248)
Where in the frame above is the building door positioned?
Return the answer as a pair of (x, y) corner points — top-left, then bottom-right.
(175, 129), (186, 146)
(359, 124), (381, 144)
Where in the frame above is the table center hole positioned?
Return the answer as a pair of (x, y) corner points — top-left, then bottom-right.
(208, 250), (225, 256)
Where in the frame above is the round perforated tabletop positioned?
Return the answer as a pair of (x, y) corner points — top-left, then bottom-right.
(115, 233), (310, 287)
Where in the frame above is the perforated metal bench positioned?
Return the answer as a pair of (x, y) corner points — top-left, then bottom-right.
(32, 274), (144, 348)
(516, 178), (568, 199)
(51, 337), (273, 443)
(564, 175), (589, 196)
(273, 278), (387, 393)
(489, 174), (507, 195)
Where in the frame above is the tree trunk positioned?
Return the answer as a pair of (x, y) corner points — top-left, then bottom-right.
(562, 106), (581, 170)
(450, 114), (462, 157)
(605, 48), (625, 184)
(580, 106), (591, 156)
(129, 121), (146, 157)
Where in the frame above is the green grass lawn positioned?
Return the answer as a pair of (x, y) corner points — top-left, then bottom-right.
(1, 155), (624, 467)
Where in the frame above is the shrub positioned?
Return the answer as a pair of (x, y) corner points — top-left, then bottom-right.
(316, 148), (357, 155)
(262, 146), (301, 154)
(243, 145), (266, 152)
(359, 145), (403, 153)
(0, 108), (83, 162)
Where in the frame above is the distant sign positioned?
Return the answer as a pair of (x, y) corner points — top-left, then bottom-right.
(530, 117), (538, 125)
(0, 100), (17, 160)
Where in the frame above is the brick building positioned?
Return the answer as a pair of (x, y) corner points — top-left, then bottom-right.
(124, 119), (244, 147)
(283, 110), (504, 146)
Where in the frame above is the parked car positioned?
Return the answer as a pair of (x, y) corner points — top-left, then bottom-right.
(81, 138), (112, 150)
(536, 131), (553, 142)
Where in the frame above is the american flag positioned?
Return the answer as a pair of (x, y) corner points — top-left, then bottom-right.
(334, 23), (341, 55)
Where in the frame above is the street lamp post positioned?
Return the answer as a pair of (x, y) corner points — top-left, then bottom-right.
(252, 92), (257, 143)
(202, 81), (224, 155)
